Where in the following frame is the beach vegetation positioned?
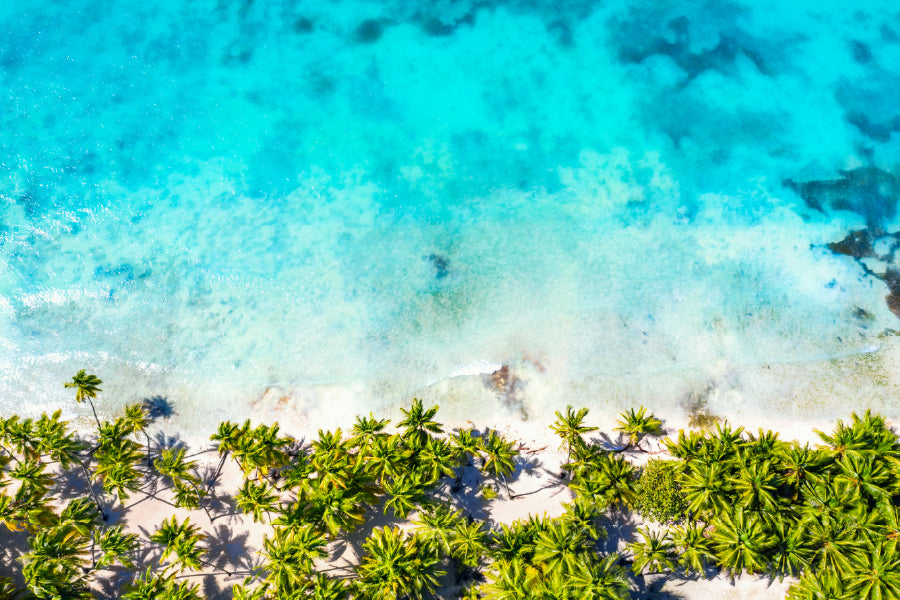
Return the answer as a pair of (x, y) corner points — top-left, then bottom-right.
(614, 406), (662, 449)
(633, 458), (686, 523)
(7, 374), (900, 598)
(550, 405), (597, 462)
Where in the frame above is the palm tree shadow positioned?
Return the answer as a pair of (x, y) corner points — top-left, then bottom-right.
(507, 456), (569, 500)
(512, 454), (541, 479)
(0, 528), (29, 587)
(152, 431), (188, 453)
(631, 573), (689, 599)
(444, 465), (490, 524)
(142, 396), (176, 421)
(196, 463), (239, 522)
(91, 564), (135, 599)
(590, 432), (629, 452)
(205, 523), (258, 573)
(131, 525), (165, 570)
(326, 499), (408, 575)
(52, 464), (96, 501)
(597, 510), (639, 555)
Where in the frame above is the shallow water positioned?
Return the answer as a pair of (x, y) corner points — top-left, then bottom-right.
(3, 0), (900, 438)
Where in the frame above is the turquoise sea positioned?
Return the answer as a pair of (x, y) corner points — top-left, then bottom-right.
(3, 0), (900, 438)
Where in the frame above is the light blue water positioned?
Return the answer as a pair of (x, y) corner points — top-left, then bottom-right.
(3, 0), (900, 436)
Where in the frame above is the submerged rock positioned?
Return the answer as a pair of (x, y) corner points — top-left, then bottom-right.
(885, 270), (900, 318)
(355, 19), (389, 43)
(426, 253), (450, 279)
(827, 229), (875, 258)
(785, 167), (900, 228)
(481, 364), (528, 421)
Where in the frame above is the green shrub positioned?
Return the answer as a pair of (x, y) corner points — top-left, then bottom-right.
(633, 459), (686, 523)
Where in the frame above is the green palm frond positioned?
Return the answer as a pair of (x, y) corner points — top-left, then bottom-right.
(614, 406), (663, 447)
(355, 526), (444, 600)
(397, 398), (443, 449)
(550, 405), (597, 460)
(628, 526), (675, 575)
(150, 516), (205, 572)
(64, 370), (102, 404)
(235, 479), (279, 523)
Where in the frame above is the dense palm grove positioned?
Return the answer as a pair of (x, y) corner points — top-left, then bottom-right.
(1, 373), (899, 598)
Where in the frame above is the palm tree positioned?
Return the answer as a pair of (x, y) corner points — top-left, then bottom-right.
(815, 418), (867, 463)
(729, 459), (780, 513)
(0, 577), (19, 600)
(670, 521), (713, 575)
(879, 501), (900, 554)
(710, 508), (771, 575)
(614, 406), (662, 449)
(382, 473), (427, 519)
(786, 569), (847, 600)
(122, 403), (153, 465)
(363, 433), (410, 484)
(568, 554), (630, 600)
(261, 525), (328, 592)
(550, 406), (597, 463)
(309, 429), (358, 494)
(235, 479), (280, 523)
(628, 527), (675, 575)
(449, 428), (482, 488)
(490, 522), (536, 562)
(93, 524), (138, 570)
(397, 398), (443, 449)
(844, 540), (900, 600)
(450, 519), (488, 569)
(123, 567), (203, 600)
(355, 526), (444, 600)
(680, 460), (731, 517)
(19, 524), (91, 600)
(10, 459), (55, 501)
(208, 420), (241, 492)
(64, 370), (103, 426)
(150, 516), (205, 572)
(33, 409), (86, 469)
(93, 426), (144, 503)
(415, 502), (463, 558)
(776, 443), (825, 497)
(805, 516), (861, 577)
(560, 496), (606, 542)
(665, 429), (706, 461)
(480, 430), (517, 499)
(307, 573), (350, 600)
(834, 452), (890, 502)
(450, 428), (482, 467)
(416, 435), (457, 486)
(350, 414), (390, 450)
(154, 447), (204, 509)
(570, 453), (636, 509)
(564, 442), (608, 481)
(767, 517), (813, 580)
(533, 519), (590, 578)
(483, 557), (535, 600)
(289, 486), (367, 538)
(745, 428), (784, 458)
(707, 422), (746, 462)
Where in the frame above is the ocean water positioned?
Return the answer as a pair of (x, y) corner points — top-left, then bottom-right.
(3, 0), (900, 439)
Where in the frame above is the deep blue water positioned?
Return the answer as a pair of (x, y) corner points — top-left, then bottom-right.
(3, 0), (900, 436)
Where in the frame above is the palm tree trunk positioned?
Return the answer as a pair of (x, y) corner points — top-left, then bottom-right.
(502, 474), (513, 499)
(78, 460), (107, 521)
(207, 451), (229, 495)
(189, 479), (214, 522)
(143, 431), (153, 466)
(87, 398), (101, 430)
